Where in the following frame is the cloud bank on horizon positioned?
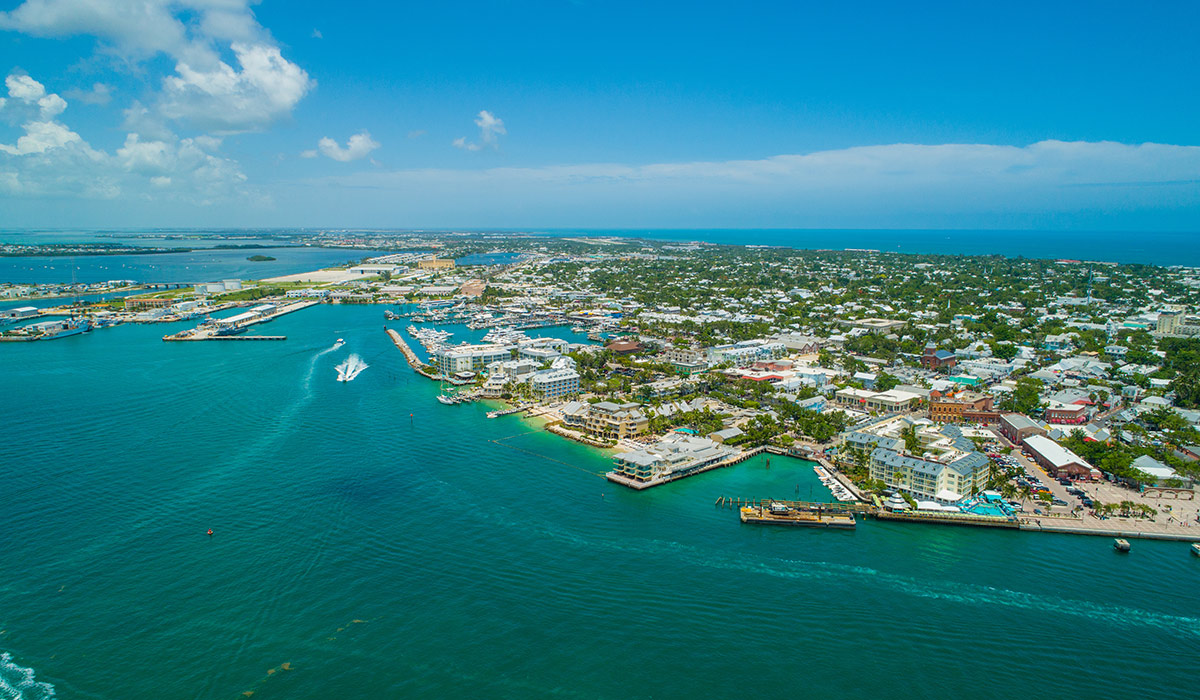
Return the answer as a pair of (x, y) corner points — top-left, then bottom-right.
(0, 0), (1197, 229)
(287, 140), (1200, 229)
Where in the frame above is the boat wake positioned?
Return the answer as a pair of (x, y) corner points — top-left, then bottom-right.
(335, 354), (369, 382)
(0, 652), (55, 700)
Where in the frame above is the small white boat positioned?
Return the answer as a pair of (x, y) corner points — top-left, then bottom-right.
(436, 394), (456, 405)
(1113, 538), (1131, 553)
(334, 337), (344, 347)
(1191, 543), (1200, 557)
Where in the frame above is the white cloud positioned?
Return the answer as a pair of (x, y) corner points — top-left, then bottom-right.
(311, 28), (322, 39)
(311, 130), (380, 162)
(293, 140), (1200, 228)
(0, 0), (313, 132)
(0, 73), (82, 154)
(160, 43), (314, 133)
(454, 110), (506, 151)
(121, 100), (175, 141)
(452, 136), (479, 152)
(6, 73), (45, 100)
(64, 82), (112, 105)
(300, 149), (318, 159)
(1, 70), (251, 203)
(116, 133), (172, 175)
(0, 119), (83, 155)
(475, 110), (505, 144)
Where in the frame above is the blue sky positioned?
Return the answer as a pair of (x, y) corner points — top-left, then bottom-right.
(0, 0), (1198, 229)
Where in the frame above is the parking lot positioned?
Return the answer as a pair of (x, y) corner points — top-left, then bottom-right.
(991, 445), (1200, 533)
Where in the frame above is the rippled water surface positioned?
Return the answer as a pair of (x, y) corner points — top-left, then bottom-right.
(1, 304), (1198, 699)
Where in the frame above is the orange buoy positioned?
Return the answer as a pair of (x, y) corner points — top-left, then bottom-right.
(207, 529), (214, 536)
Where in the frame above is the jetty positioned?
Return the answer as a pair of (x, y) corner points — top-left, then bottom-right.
(385, 328), (437, 379)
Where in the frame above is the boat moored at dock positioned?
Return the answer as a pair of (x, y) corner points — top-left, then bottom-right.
(1114, 538), (1131, 553)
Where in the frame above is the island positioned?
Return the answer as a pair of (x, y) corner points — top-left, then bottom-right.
(8, 230), (1200, 545)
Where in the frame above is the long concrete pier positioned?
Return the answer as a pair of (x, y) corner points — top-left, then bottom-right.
(163, 299), (318, 341)
(1019, 521), (1200, 542)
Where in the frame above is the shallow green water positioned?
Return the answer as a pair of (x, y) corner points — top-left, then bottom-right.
(1, 304), (1198, 699)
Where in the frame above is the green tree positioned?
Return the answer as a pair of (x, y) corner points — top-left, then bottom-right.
(1001, 377), (1044, 416)
(993, 342), (1018, 360)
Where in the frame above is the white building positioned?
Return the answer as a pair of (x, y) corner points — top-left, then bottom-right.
(529, 368), (581, 399)
(709, 340), (787, 367)
(430, 344), (511, 375)
(869, 448), (990, 501)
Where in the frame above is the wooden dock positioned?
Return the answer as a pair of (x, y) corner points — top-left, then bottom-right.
(716, 497), (874, 514)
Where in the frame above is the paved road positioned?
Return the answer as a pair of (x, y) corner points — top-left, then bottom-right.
(1005, 447), (1080, 513)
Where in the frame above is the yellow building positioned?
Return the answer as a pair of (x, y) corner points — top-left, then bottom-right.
(418, 258), (456, 270)
(562, 401), (649, 440)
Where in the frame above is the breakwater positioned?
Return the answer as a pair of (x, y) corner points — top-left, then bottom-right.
(385, 327), (437, 379)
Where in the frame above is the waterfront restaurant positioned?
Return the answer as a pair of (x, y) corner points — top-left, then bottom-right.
(611, 434), (738, 484)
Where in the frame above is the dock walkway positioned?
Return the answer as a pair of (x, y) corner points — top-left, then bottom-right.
(1019, 520), (1200, 542)
(715, 497), (874, 514)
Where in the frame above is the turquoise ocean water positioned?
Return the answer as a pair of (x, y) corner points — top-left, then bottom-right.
(1, 304), (1198, 699)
